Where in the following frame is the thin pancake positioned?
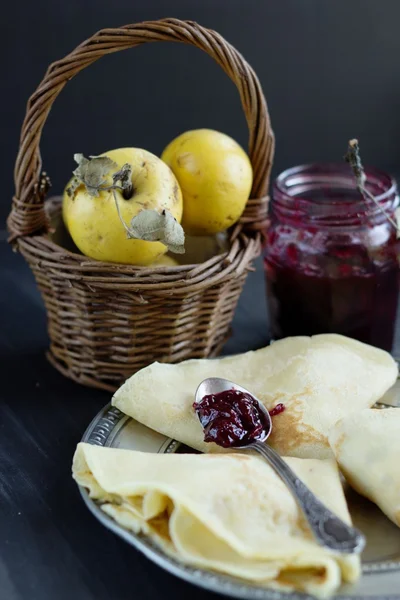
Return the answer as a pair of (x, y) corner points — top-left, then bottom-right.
(73, 443), (361, 597)
(329, 408), (400, 527)
(112, 334), (397, 458)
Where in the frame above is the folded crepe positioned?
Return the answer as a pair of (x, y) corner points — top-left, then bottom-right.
(112, 334), (397, 459)
(329, 408), (400, 527)
(73, 443), (360, 597)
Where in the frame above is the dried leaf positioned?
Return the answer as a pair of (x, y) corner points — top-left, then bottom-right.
(72, 154), (117, 197)
(128, 209), (185, 254)
(66, 179), (80, 197)
(112, 163), (133, 189)
(72, 154), (89, 186)
(162, 211), (185, 254)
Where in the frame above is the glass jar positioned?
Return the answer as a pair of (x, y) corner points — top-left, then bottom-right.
(264, 163), (400, 351)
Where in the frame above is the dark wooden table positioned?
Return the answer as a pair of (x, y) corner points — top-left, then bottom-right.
(0, 238), (270, 600)
(3, 233), (400, 600)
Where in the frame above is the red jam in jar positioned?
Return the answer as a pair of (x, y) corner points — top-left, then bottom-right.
(264, 164), (400, 351)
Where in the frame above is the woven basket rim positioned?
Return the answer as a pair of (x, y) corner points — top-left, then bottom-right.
(23, 229), (235, 275)
(18, 234), (260, 290)
(27, 195), (264, 277)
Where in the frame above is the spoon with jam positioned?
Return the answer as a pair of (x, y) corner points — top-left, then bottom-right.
(194, 377), (365, 555)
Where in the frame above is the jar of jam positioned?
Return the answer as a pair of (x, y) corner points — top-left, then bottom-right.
(264, 163), (400, 351)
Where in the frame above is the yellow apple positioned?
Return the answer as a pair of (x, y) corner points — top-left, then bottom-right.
(63, 148), (183, 266)
(161, 129), (253, 235)
(151, 254), (179, 267)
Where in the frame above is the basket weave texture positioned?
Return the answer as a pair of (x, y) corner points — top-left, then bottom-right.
(8, 18), (274, 392)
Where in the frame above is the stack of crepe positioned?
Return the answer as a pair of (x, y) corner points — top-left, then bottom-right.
(73, 444), (360, 597)
(330, 408), (400, 528)
(112, 334), (397, 459)
(73, 334), (399, 597)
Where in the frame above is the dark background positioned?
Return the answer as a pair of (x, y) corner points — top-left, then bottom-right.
(2, 4), (400, 599)
(3, 0), (400, 225)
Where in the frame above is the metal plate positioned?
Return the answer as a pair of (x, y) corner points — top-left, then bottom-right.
(79, 384), (400, 600)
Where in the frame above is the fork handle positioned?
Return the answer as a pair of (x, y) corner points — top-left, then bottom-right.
(252, 441), (365, 554)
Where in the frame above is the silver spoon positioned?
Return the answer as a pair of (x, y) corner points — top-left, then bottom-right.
(195, 377), (365, 555)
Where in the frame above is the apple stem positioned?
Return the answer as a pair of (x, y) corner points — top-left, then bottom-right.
(122, 184), (134, 200)
(112, 190), (134, 237)
(112, 163), (134, 200)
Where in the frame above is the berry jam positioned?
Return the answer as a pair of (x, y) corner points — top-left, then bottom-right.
(194, 389), (270, 448)
(269, 403), (285, 417)
(264, 164), (400, 351)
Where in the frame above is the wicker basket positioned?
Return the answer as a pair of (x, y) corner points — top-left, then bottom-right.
(8, 18), (274, 393)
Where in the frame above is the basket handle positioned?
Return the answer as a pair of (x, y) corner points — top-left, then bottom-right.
(9, 18), (274, 240)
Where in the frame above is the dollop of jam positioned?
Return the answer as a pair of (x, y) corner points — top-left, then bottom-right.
(193, 389), (270, 448)
(269, 403), (285, 417)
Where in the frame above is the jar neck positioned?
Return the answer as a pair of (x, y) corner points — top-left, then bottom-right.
(272, 163), (398, 228)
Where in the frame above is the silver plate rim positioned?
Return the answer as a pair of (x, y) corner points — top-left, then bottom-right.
(78, 402), (400, 600)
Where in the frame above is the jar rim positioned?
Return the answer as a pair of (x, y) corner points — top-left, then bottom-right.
(275, 162), (397, 200)
(273, 162), (398, 227)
